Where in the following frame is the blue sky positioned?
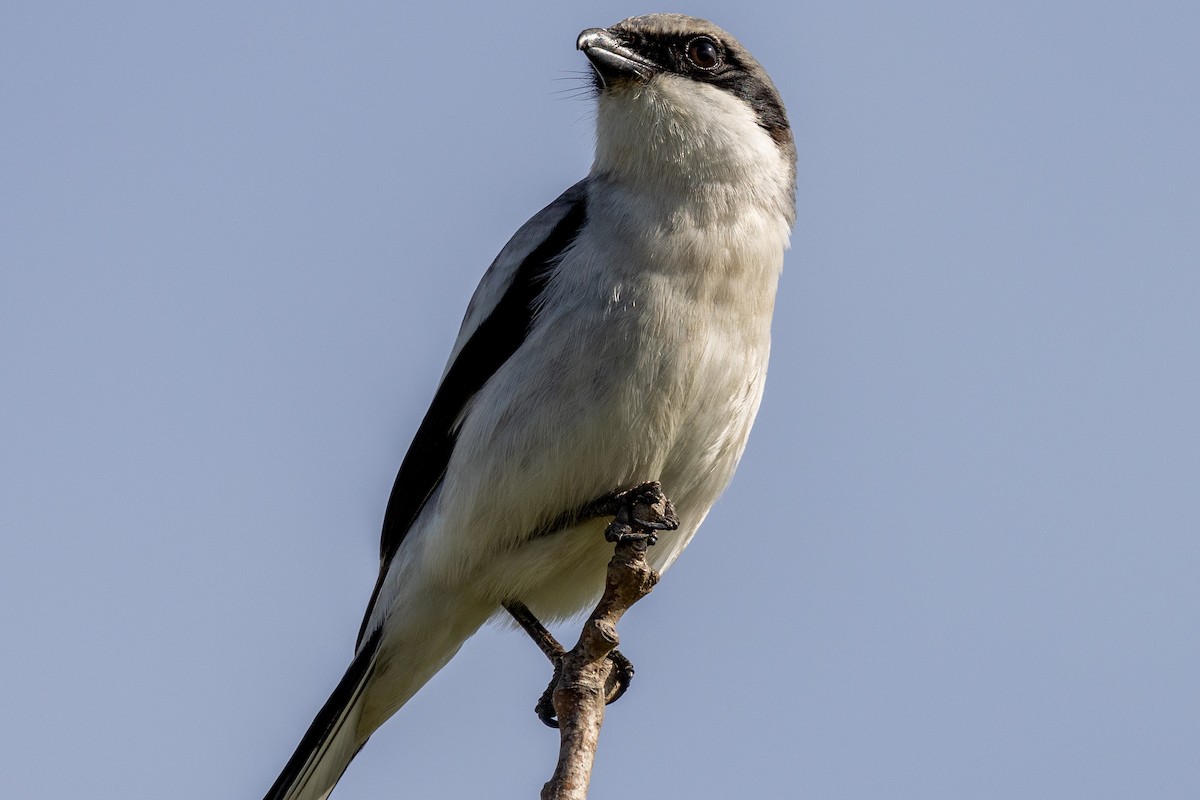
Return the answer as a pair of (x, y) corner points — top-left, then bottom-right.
(3, 2), (1198, 798)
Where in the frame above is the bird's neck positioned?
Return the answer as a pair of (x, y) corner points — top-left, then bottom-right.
(590, 77), (796, 227)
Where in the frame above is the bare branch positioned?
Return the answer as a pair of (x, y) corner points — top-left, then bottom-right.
(540, 532), (661, 799)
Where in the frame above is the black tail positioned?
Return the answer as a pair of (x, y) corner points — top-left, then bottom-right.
(264, 628), (382, 800)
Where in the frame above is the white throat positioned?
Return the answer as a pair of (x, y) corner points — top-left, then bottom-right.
(591, 74), (795, 226)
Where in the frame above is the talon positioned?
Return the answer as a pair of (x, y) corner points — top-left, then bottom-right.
(604, 521), (634, 543)
(599, 481), (679, 546)
(536, 657), (564, 728)
(604, 649), (635, 705)
(615, 481), (679, 532)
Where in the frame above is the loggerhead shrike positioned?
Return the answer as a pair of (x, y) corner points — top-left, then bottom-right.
(265, 14), (795, 800)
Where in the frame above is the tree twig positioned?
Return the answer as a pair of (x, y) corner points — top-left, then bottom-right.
(540, 531), (661, 800)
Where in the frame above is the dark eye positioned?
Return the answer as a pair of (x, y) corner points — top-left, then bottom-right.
(686, 37), (720, 69)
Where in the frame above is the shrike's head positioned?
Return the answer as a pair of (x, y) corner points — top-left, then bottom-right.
(577, 14), (795, 220)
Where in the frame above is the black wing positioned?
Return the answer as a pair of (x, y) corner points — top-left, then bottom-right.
(355, 184), (588, 644)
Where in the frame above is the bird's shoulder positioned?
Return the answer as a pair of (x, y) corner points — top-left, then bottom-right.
(444, 179), (590, 373)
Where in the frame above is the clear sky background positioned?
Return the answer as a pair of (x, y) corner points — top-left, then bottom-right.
(3, 2), (1197, 798)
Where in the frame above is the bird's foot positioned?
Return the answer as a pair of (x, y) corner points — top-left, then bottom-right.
(593, 481), (679, 546)
(535, 657), (563, 727)
(535, 649), (635, 728)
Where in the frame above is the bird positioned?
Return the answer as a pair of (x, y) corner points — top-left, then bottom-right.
(264, 14), (796, 800)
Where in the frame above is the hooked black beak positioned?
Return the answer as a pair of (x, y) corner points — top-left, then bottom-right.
(577, 28), (658, 85)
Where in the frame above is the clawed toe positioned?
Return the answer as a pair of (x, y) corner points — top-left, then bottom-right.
(603, 649), (634, 705)
(600, 481), (679, 545)
(535, 649), (635, 728)
(536, 657), (565, 728)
